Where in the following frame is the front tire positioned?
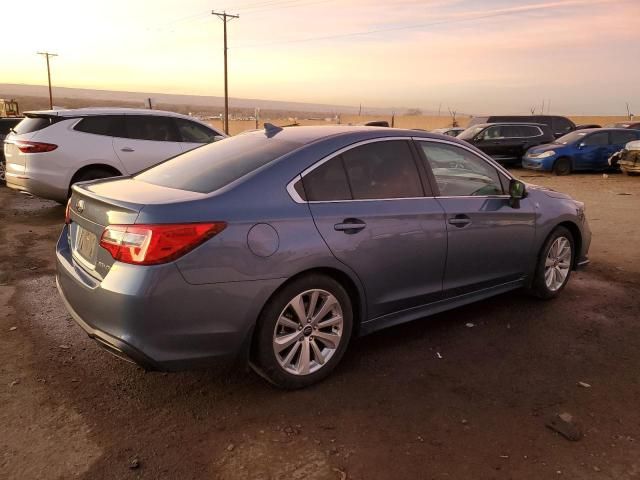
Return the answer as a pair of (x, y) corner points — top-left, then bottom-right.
(529, 227), (574, 299)
(553, 157), (572, 176)
(251, 274), (353, 389)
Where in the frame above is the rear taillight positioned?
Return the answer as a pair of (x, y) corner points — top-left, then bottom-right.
(13, 140), (58, 153)
(64, 199), (71, 224)
(99, 223), (226, 265)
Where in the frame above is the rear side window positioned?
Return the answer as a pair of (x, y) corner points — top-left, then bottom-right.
(136, 134), (301, 193)
(175, 118), (218, 143)
(124, 115), (178, 142)
(74, 116), (123, 136)
(12, 116), (58, 135)
(611, 130), (638, 145)
(341, 141), (424, 199)
(302, 157), (352, 201)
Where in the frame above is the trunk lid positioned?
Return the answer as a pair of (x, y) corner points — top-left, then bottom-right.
(67, 178), (207, 280)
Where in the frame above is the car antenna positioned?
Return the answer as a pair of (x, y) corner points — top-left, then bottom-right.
(264, 122), (283, 138)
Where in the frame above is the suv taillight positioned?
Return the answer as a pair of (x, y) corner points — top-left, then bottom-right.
(13, 140), (58, 153)
(99, 223), (226, 265)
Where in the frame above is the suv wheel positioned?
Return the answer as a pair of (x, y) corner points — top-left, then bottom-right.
(69, 167), (118, 197)
(252, 274), (353, 389)
(529, 226), (574, 299)
(553, 157), (572, 176)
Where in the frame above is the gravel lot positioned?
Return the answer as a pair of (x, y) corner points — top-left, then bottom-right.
(1, 171), (639, 480)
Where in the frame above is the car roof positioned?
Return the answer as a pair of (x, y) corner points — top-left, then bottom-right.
(470, 122), (548, 128)
(238, 125), (468, 145)
(22, 107), (198, 119)
(573, 127), (636, 133)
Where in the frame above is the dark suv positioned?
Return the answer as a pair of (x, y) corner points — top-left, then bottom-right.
(458, 123), (555, 165)
(468, 115), (575, 139)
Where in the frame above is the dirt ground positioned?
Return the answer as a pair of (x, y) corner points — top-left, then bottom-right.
(1, 171), (640, 480)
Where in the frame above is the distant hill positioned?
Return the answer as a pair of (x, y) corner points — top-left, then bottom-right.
(0, 83), (402, 116)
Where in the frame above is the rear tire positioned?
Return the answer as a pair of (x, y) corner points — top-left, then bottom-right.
(529, 226), (574, 299)
(553, 157), (572, 176)
(68, 167), (119, 197)
(251, 274), (353, 389)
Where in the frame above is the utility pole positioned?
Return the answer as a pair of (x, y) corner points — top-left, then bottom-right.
(212, 11), (239, 135)
(37, 52), (58, 109)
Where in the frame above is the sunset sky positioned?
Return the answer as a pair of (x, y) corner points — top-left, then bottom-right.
(2, 0), (638, 114)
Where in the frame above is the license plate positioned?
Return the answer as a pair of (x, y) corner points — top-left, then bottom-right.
(76, 226), (97, 263)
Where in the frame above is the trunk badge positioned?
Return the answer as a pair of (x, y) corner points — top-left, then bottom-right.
(75, 199), (85, 214)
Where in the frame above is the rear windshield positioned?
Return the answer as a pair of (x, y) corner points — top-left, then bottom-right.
(135, 133), (302, 193)
(13, 116), (58, 135)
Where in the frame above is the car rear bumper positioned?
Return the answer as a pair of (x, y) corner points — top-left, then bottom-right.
(55, 225), (284, 371)
(6, 172), (68, 203)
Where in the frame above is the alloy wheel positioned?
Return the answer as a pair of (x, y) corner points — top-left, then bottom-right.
(544, 236), (572, 291)
(272, 289), (344, 375)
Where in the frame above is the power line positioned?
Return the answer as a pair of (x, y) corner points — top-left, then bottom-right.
(37, 52), (58, 109)
(212, 11), (239, 135)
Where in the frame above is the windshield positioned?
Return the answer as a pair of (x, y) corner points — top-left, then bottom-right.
(135, 133), (302, 194)
(553, 131), (588, 145)
(457, 126), (486, 140)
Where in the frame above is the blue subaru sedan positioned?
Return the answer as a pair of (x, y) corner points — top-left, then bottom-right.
(57, 126), (591, 389)
(523, 128), (640, 175)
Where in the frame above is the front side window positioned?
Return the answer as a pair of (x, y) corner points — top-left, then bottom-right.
(341, 140), (424, 200)
(583, 132), (609, 146)
(124, 115), (178, 142)
(481, 126), (503, 140)
(175, 118), (218, 143)
(419, 142), (504, 197)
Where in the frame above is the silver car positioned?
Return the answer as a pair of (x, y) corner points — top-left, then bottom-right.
(56, 125), (591, 389)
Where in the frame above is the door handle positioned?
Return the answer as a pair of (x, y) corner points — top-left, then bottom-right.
(448, 215), (471, 227)
(334, 219), (366, 234)
(120, 147), (135, 152)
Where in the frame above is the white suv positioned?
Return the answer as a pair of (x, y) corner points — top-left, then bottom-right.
(3, 108), (226, 203)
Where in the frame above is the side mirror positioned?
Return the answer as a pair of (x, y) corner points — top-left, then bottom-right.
(509, 179), (526, 208)
(213, 135), (226, 142)
(578, 142), (586, 149)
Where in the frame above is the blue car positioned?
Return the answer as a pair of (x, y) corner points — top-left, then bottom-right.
(57, 125), (591, 388)
(523, 128), (640, 175)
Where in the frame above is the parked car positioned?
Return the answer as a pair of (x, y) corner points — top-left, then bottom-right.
(3, 108), (226, 203)
(523, 128), (640, 175)
(604, 121), (640, 130)
(468, 115), (576, 138)
(457, 122), (555, 165)
(431, 127), (465, 137)
(609, 140), (640, 175)
(575, 123), (601, 130)
(0, 117), (24, 183)
(57, 125), (591, 389)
